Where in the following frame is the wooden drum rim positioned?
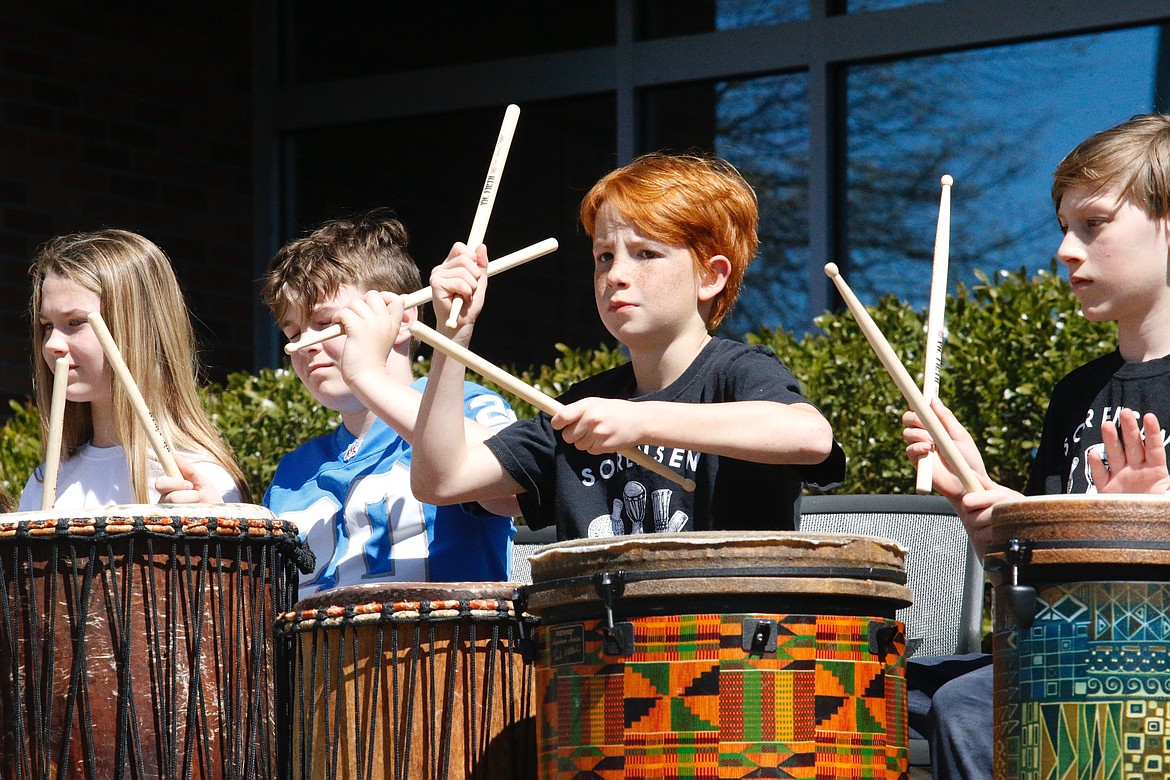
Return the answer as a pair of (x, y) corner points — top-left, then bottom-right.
(988, 494), (1170, 566)
(523, 531), (911, 612)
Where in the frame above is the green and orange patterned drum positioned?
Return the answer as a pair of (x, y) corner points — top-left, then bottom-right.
(520, 532), (912, 779)
(988, 496), (1170, 780)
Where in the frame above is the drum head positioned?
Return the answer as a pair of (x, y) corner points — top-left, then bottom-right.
(523, 531), (910, 613)
(990, 494), (1170, 566)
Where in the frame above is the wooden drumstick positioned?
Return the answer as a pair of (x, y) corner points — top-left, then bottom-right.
(40, 357), (70, 510)
(446, 103), (521, 329)
(410, 320), (697, 492)
(284, 237), (558, 354)
(823, 263), (982, 494)
(916, 174), (954, 494)
(87, 312), (182, 478)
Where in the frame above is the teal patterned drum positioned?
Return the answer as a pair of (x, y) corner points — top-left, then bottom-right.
(988, 495), (1170, 780)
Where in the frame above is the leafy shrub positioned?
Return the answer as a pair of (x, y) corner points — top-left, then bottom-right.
(0, 262), (1112, 503)
(200, 367), (340, 499)
(750, 262), (1111, 493)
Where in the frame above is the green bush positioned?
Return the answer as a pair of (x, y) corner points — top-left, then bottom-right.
(0, 262), (1112, 503)
(749, 262), (1111, 493)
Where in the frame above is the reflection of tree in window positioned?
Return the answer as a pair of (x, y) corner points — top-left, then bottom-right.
(714, 73), (809, 337)
(712, 33), (1153, 336)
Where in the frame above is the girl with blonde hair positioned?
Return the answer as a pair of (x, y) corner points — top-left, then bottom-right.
(18, 229), (248, 510)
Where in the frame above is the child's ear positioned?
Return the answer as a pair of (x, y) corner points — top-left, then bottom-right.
(394, 305), (418, 347)
(698, 255), (731, 303)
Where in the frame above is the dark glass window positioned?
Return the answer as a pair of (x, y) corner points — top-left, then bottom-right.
(643, 72), (810, 337)
(289, 1), (616, 83)
(845, 27), (1161, 308)
(290, 95), (619, 370)
(638, 0), (806, 39)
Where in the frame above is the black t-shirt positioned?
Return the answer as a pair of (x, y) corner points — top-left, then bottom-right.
(1026, 350), (1170, 495)
(484, 337), (846, 540)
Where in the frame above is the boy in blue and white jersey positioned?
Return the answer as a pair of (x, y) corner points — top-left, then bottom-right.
(261, 209), (516, 600)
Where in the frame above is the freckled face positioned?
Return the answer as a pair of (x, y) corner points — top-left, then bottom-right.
(281, 284), (367, 415)
(38, 273), (112, 404)
(591, 205), (704, 348)
(1056, 185), (1170, 325)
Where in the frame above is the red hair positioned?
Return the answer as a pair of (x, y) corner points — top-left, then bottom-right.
(580, 153), (759, 330)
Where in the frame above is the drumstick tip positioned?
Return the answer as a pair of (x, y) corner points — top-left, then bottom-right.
(823, 262), (840, 278)
(941, 174), (954, 187)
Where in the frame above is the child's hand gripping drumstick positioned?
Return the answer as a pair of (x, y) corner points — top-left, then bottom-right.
(284, 236), (556, 354)
(446, 103), (521, 328)
(824, 263), (982, 494)
(40, 357), (70, 510)
(87, 312), (183, 479)
(410, 319), (697, 492)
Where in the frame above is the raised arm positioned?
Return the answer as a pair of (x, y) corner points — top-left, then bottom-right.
(410, 244), (525, 506)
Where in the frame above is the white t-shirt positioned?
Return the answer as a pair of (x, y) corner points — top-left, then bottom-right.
(17, 443), (242, 511)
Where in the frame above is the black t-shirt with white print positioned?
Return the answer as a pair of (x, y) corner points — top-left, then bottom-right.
(1026, 350), (1170, 496)
(484, 337), (846, 540)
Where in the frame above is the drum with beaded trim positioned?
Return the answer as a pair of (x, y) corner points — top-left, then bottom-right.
(520, 531), (913, 780)
(0, 503), (309, 780)
(987, 495), (1170, 780)
(279, 582), (537, 780)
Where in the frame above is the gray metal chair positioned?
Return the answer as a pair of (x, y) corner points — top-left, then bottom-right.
(511, 523), (558, 584)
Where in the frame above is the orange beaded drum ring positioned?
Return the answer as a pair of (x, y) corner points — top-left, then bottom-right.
(986, 495), (1170, 780)
(0, 504), (311, 780)
(278, 582), (537, 780)
(518, 532), (913, 780)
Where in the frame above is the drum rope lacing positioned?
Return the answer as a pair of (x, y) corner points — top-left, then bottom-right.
(283, 597), (533, 780)
(0, 525), (301, 780)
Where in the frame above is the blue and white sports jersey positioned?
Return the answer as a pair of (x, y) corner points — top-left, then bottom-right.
(264, 379), (516, 600)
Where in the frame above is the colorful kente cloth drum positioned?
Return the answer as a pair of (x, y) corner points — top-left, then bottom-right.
(520, 532), (912, 780)
(0, 504), (310, 780)
(988, 495), (1170, 780)
(278, 582), (537, 780)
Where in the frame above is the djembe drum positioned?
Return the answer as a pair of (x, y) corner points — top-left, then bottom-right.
(279, 582), (536, 780)
(987, 495), (1170, 780)
(0, 503), (309, 780)
(520, 532), (912, 780)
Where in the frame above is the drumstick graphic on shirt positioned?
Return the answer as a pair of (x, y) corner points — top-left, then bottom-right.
(916, 174), (954, 494)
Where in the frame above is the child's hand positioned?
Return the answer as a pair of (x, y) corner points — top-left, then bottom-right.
(333, 290), (405, 386)
(958, 483), (1022, 559)
(430, 243), (488, 339)
(552, 398), (645, 454)
(1090, 409), (1170, 494)
(155, 454), (223, 504)
(902, 398), (989, 501)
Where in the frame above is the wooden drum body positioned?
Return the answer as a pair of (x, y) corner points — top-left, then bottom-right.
(0, 503), (306, 780)
(279, 582), (536, 780)
(988, 496), (1170, 780)
(520, 532), (912, 780)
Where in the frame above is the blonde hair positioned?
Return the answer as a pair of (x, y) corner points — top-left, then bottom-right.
(1052, 113), (1170, 219)
(580, 153), (760, 330)
(29, 229), (249, 503)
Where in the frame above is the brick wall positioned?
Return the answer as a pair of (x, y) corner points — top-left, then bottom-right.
(0, 3), (254, 413)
